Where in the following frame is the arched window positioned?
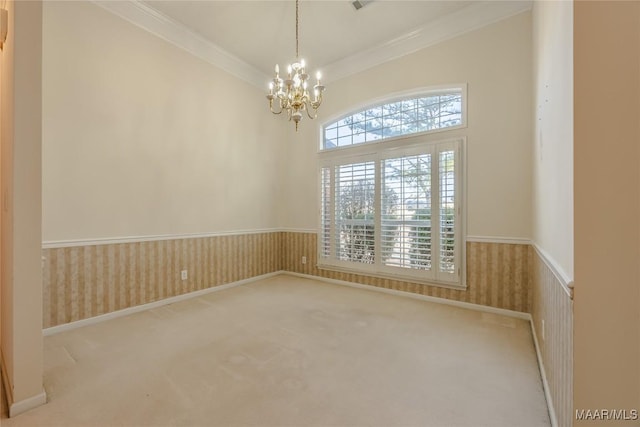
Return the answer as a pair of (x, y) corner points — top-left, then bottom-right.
(322, 88), (464, 150)
(318, 87), (466, 288)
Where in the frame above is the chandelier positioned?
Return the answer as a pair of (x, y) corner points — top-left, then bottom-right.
(266, 0), (325, 131)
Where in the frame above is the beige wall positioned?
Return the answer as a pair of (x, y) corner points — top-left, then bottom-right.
(281, 12), (533, 240)
(42, 1), (286, 242)
(531, 3), (574, 426)
(0, 5), (2, 408)
(42, 4), (534, 242)
(574, 1), (640, 423)
(532, 0), (573, 282)
(0, 0), (12, 404)
(1, 0), (45, 413)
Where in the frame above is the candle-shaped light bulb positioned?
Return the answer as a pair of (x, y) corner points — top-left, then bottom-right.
(316, 71), (322, 85)
(303, 81), (308, 90)
(287, 65), (292, 76)
(300, 59), (306, 69)
(275, 64), (279, 75)
(269, 82), (274, 95)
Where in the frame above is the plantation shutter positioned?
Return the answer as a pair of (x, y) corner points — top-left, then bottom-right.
(335, 161), (376, 264)
(439, 149), (457, 276)
(318, 140), (461, 286)
(320, 167), (332, 260)
(381, 154), (433, 271)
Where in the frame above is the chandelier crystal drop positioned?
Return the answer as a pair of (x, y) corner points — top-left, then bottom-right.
(266, 0), (325, 131)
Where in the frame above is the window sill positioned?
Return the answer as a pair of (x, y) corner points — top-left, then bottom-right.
(316, 263), (467, 291)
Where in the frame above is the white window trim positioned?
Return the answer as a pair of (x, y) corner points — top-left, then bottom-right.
(318, 84), (468, 153)
(316, 85), (468, 290)
(317, 136), (467, 290)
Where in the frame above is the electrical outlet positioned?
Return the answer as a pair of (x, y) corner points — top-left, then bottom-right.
(541, 319), (545, 341)
(181, 270), (188, 281)
(302, 256), (307, 264)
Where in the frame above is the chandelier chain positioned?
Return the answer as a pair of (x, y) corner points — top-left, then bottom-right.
(266, 0), (325, 130)
(295, 0), (299, 59)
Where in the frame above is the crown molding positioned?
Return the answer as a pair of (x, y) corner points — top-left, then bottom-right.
(92, 1), (531, 88)
(91, 0), (269, 88)
(322, 0), (533, 83)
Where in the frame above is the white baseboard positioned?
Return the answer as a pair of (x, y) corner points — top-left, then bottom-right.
(8, 390), (47, 418)
(529, 318), (558, 427)
(283, 271), (530, 320)
(1, 350), (47, 418)
(44, 269), (531, 337)
(43, 271), (282, 336)
(40, 269), (558, 427)
(284, 271), (558, 427)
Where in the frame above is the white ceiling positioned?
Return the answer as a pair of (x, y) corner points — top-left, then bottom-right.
(141, 1), (473, 75)
(97, 0), (532, 86)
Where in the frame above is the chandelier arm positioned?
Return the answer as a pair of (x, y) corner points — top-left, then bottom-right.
(270, 106), (284, 115)
(312, 92), (323, 108)
(269, 99), (284, 115)
(305, 105), (316, 120)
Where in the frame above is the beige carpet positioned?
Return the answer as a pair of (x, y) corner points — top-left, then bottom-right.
(2, 275), (550, 426)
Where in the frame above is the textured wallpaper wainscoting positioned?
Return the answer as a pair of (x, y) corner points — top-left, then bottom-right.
(532, 250), (573, 427)
(42, 232), (283, 328)
(44, 231), (533, 329)
(282, 232), (532, 313)
(43, 230), (571, 425)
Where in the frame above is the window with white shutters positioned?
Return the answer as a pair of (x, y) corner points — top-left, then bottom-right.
(318, 87), (465, 288)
